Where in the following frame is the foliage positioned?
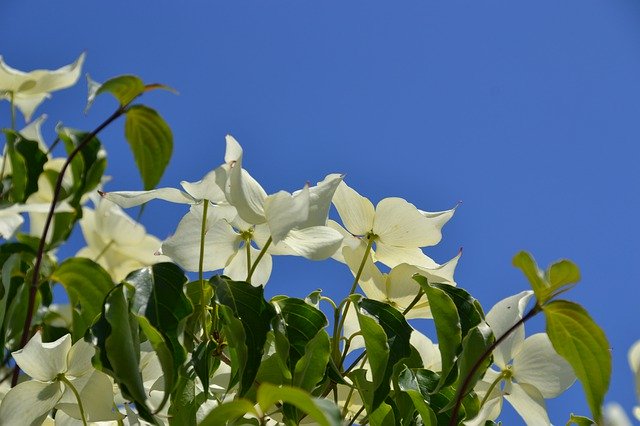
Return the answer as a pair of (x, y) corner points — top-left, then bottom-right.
(0, 56), (620, 426)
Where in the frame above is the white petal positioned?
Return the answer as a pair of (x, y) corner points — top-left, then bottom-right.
(180, 165), (228, 203)
(413, 251), (461, 286)
(464, 394), (502, 426)
(326, 219), (365, 264)
(224, 248), (272, 286)
(342, 246), (386, 302)
(386, 263), (432, 318)
(629, 340), (640, 400)
(269, 226), (343, 260)
(0, 210), (24, 239)
(410, 330), (441, 371)
(161, 206), (240, 272)
(503, 382), (550, 425)
(603, 403), (633, 426)
(226, 164), (267, 224)
(264, 186), (309, 244)
(0, 380), (63, 425)
(224, 135), (243, 163)
(512, 333), (576, 398)
(102, 188), (195, 208)
(13, 93), (50, 122)
(342, 304), (364, 353)
(21, 53), (85, 96)
(57, 370), (121, 422)
(94, 199), (146, 246)
(374, 198), (452, 248)
(20, 113), (48, 152)
(332, 181), (375, 236)
(485, 291), (534, 369)
(297, 173), (343, 227)
(13, 332), (71, 381)
(66, 339), (95, 378)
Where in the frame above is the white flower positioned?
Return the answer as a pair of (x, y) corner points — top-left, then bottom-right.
(76, 198), (170, 282)
(0, 54), (85, 122)
(628, 339), (640, 421)
(0, 201), (73, 239)
(0, 333), (120, 425)
(342, 244), (460, 319)
(331, 181), (456, 269)
(466, 291), (576, 426)
(603, 402), (633, 426)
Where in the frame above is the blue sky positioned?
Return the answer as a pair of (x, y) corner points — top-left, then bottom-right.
(3, 1), (640, 422)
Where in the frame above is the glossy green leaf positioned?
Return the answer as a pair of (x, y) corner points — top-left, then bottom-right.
(357, 298), (413, 410)
(257, 383), (341, 426)
(51, 258), (114, 341)
(368, 402), (396, 426)
(544, 300), (610, 423)
(4, 130), (47, 202)
(212, 276), (276, 396)
(199, 399), (259, 425)
(272, 297), (328, 371)
(58, 127), (106, 205)
(419, 279), (461, 389)
(124, 105), (173, 190)
(397, 367), (437, 426)
(445, 322), (495, 413)
(91, 285), (155, 423)
(293, 329), (331, 391)
(137, 316), (174, 412)
(127, 262), (192, 364)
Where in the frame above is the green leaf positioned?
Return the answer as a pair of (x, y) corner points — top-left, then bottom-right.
(58, 127), (106, 205)
(257, 383), (341, 426)
(368, 402), (396, 426)
(91, 285), (156, 423)
(199, 399), (259, 425)
(544, 300), (610, 423)
(124, 105), (173, 190)
(127, 263), (192, 365)
(3, 130), (47, 202)
(397, 367), (437, 426)
(212, 276), (276, 396)
(272, 296), (328, 371)
(95, 75), (145, 106)
(137, 316), (174, 412)
(51, 258), (114, 341)
(293, 330), (331, 391)
(420, 280), (461, 389)
(566, 413), (595, 425)
(356, 297), (413, 410)
(513, 252), (581, 303)
(445, 322), (495, 413)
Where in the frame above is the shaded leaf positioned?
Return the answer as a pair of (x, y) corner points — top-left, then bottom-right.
(257, 383), (341, 426)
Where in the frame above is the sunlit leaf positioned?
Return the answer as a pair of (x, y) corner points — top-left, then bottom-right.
(124, 105), (173, 190)
(544, 300), (610, 423)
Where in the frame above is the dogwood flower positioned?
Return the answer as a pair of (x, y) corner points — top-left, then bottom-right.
(342, 245), (460, 319)
(0, 53), (85, 122)
(76, 197), (169, 282)
(0, 201), (74, 239)
(466, 291), (575, 425)
(0, 333), (120, 425)
(628, 339), (640, 420)
(331, 181), (456, 269)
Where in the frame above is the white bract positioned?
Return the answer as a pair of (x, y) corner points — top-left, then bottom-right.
(0, 333), (119, 425)
(76, 197), (169, 282)
(331, 181), (456, 269)
(466, 291), (576, 426)
(342, 245), (460, 319)
(628, 339), (640, 421)
(0, 53), (85, 122)
(0, 201), (74, 240)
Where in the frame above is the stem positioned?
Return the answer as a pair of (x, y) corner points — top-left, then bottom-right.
(245, 239), (251, 281)
(247, 236), (272, 282)
(402, 289), (424, 316)
(333, 236), (375, 363)
(347, 405), (366, 426)
(59, 375), (88, 426)
(11, 104), (129, 387)
(448, 305), (540, 426)
(199, 201), (210, 342)
(479, 370), (507, 409)
(45, 137), (61, 156)
(10, 91), (16, 130)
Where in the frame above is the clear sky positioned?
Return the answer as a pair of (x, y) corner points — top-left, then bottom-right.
(2, 1), (640, 423)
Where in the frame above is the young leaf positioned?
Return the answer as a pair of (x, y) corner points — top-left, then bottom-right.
(51, 257), (114, 341)
(513, 251), (548, 302)
(94, 75), (145, 106)
(212, 276), (276, 396)
(566, 413), (595, 425)
(124, 105), (173, 190)
(257, 383), (342, 426)
(544, 300), (610, 423)
(513, 252), (581, 303)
